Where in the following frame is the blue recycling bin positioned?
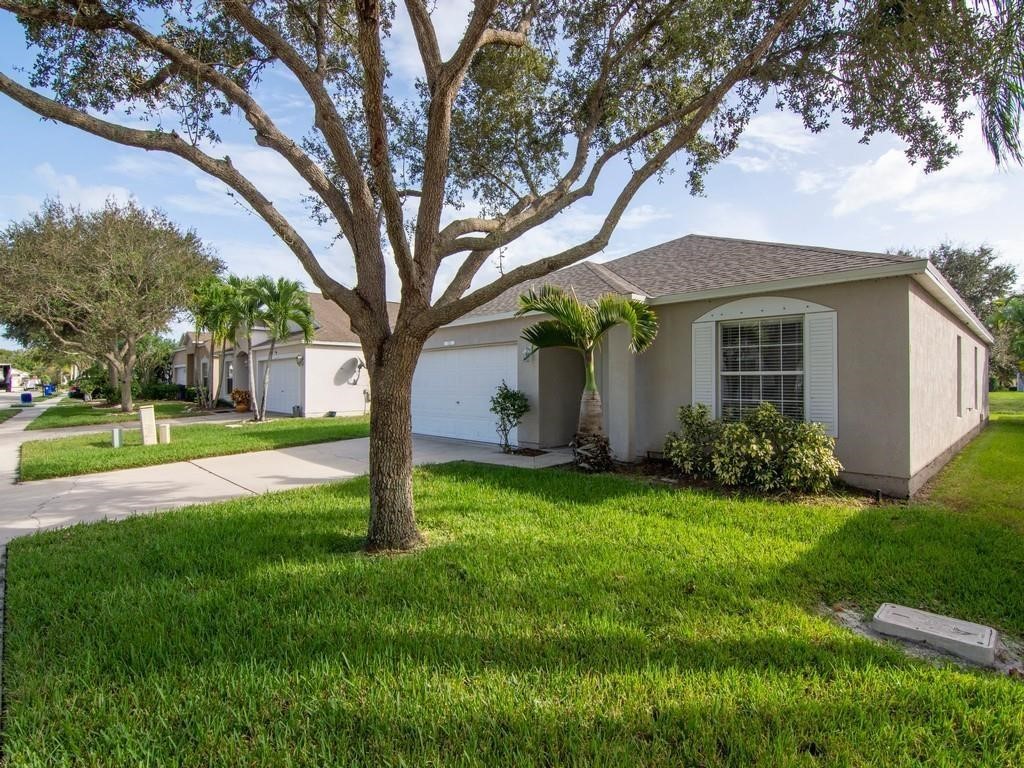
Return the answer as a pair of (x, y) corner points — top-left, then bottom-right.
(20, 392), (32, 404)
(43, 384), (55, 396)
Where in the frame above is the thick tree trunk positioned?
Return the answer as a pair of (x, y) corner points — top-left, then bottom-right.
(365, 336), (424, 552)
(119, 369), (134, 412)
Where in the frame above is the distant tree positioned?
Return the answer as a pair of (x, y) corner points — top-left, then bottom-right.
(0, 200), (221, 411)
(896, 243), (1019, 319)
(993, 296), (1024, 374)
(225, 276), (265, 420)
(1, 0), (1022, 549)
(134, 334), (178, 386)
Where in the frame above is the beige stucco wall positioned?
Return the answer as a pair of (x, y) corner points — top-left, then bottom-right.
(634, 278), (914, 489)
(907, 280), (988, 486)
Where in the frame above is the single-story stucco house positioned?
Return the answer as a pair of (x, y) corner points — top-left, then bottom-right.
(411, 235), (992, 497)
(170, 294), (398, 416)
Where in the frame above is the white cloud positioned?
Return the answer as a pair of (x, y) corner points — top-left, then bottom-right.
(726, 155), (772, 173)
(34, 162), (132, 209)
(743, 112), (817, 155)
(794, 170), (830, 195)
(830, 123), (1011, 220)
(620, 203), (673, 229)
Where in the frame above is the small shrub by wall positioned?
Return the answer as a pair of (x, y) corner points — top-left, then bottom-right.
(665, 403), (842, 493)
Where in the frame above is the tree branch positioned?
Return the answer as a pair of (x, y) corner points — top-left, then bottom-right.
(425, 0), (814, 326)
(0, 70), (365, 322)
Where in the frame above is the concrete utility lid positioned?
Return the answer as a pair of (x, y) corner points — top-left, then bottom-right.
(871, 603), (999, 666)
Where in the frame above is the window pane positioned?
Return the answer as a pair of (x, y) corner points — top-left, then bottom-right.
(762, 375), (782, 400)
(741, 376), (760, 400)
(760, 346), (781, 371)
(783, 375), (803, 399)
(721, 325), (739, 346)
(721, 376), (740, 399)
(740, 324), (759, 346)
(781, 321), (802, 344)
(740, 348), (759, 371)
(761, 321), (781, 344)
(721, 347), (739, 372)
(721, 402), (740, 421)
(781, 344), (803, 371)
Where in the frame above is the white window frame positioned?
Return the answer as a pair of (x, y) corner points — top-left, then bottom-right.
(693, 296), (838, 437)
(718, 316), (806, 421)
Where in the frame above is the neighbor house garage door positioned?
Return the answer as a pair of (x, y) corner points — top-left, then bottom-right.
(412, 344), (518, 443)
(257, 358), (302, 414)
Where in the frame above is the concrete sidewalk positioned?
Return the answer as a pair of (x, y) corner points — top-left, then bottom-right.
(1, 419), (572, 544)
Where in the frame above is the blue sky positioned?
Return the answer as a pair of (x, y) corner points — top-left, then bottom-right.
(2, 5), (1023, 344)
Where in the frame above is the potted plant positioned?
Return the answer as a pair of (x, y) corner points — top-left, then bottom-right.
(231, 388), (251, 413)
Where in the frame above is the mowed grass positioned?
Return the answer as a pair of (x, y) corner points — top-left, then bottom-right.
(0, 408), (20, 424)
(4, 403), (1023, 765)
(926, 390), (1024, 530)
(19, 415), (371, 481)
(26, 398), (201, 431)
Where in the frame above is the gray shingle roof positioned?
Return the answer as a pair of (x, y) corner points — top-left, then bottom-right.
(253, 293), (400, 347)
(469, 234), (922, 316)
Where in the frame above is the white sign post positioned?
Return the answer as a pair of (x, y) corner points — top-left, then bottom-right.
(139, 405), (158, 446)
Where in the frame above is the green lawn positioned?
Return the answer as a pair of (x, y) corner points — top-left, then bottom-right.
(4, 402), (1023, 764)
(25, 398), (202, 431)
(0, 408), (19, 424)
(19, 415), (371, 481)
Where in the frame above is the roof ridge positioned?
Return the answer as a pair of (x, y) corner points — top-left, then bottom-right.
(586, 260), (649, 297)
(681, 233), (920, 265)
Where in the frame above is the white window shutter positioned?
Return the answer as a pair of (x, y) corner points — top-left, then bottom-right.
(692, 321), (716, 412)
(805, 311), (837, 437)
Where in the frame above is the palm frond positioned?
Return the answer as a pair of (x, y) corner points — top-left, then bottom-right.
(592, 294), (659, 352)
(517, 285), (596, 339)
(977, 0), (1024, 165)
(520, 320), (584, 357)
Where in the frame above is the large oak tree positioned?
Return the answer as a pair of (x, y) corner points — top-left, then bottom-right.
(2, 0), (1021, 550)
(0, 200), (221, 411)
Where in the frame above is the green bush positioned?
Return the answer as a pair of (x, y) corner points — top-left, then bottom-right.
(664, 403), (721, 479)
(489, 381), (530, 453)
(666, 403), (841, 493)
(139, 382), (183, 401)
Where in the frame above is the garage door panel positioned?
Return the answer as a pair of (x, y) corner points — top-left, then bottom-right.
(258, 358), (302, 414)
(412, 345), (517, 444)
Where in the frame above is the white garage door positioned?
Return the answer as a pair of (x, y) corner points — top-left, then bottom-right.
(412, 344), (518, 443)
(258, 358), (302, 414)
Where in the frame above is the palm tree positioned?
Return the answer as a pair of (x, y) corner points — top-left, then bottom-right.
(189, 277), (230, 410)
(516, 286), (658, 456)
(221, 275), (262, 418)
(253, 276), (314, 420)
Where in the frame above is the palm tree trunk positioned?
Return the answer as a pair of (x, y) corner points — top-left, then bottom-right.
(259, 339), (276, 419)
(577, 348), (604, 434)
(246, 333), (258, 420)
(217, 339), (228, 405)
(366, 336), (424, 552)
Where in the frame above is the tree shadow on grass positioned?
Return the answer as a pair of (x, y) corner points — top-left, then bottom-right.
(777, 500), (1024, 637)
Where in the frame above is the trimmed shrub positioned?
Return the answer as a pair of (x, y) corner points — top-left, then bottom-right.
(139, 382), (183, 400)
(664, 403), (721, 479)
(666, 402), (841, 493)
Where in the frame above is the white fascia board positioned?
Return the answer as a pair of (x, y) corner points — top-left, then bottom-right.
(647, 260), (929, 307)
(916, 263), (994, 344)
(442, 309), (527, 328)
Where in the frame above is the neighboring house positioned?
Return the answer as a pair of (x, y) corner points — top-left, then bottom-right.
(1, 365), (34, 391)
(1017, 370), (1024, 392)
(412, 235), (992, 497)
(170, 294), (396, 417)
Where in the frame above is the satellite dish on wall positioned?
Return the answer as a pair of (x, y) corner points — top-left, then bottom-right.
(336, 357), (365, 385)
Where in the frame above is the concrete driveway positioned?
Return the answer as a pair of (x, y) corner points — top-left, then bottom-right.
(0, 399), (571, 544)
